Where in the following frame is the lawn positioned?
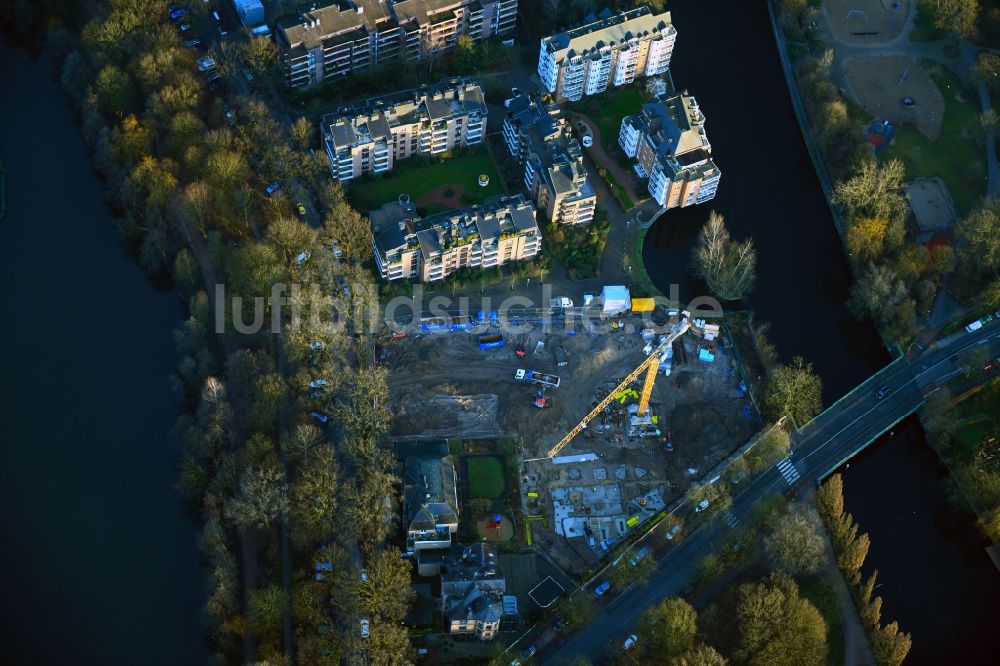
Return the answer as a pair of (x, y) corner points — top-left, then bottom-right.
(880, 69), (987, 216)
(568, 87), (647, 153)
(467, 455), (506, 499)
(347, 149), (506, 214)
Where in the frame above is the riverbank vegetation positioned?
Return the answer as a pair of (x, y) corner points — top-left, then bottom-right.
(41, 1), (415, 662)
(815, 475), (913, 666)
(921, 380), (1000, 541)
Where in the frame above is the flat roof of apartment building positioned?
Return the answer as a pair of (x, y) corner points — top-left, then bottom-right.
(278, 0), (394, 50)
(323, 78), (486, 150)
(542, 5), (673, 60)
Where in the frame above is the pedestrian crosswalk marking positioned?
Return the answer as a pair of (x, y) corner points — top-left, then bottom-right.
(724, 512), (740, 527)
(776, 458), (800, 486)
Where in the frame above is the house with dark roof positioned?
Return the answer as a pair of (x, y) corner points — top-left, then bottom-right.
(440, 543), (515, 640)
(399, 441), (460, 557)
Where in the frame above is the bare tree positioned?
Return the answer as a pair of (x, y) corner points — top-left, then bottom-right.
(693, 212), (757, 301)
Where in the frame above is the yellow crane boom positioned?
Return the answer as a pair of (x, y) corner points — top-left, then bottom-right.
(546, 319), (690, 458)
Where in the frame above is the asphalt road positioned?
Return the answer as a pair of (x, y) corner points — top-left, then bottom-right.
(536, 319), (1000, 665)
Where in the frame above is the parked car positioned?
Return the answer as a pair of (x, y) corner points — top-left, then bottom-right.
(295, 251), (310, 265)
(168, 6), (187, 21)
(875, 385), (893, 399)
(522, 645), (537, 658)
(695, 499), (710, 513)
(177, 22), (192, 32)
(308, 379), (328, 388)
(184, 38), (201, 48)
(296, 202), (307, 216)
(265, 181), (281, 195)
(309, 391), (326, 400)
(594, 581), (611, 596)
(551, 297), (573, 309)
(309, 340), (325, 350)
(310, 412), (329, 424)
(212, 10), (227, 36)
(360, 619), (370, 638)
(666, 524), (681, 540)
(360, 569), (369, 583)
(624, 634), (638, 650)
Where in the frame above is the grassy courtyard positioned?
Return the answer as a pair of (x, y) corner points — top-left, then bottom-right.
(568, 87), (646, 153)
(347, 149), (506, 214)
(467, 455), (506, 499)
(880, 69), (987, 216)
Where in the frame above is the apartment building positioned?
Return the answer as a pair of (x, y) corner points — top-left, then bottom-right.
(370, 194), (541, 283)
(537, 5), (676, 102)
(321, 78), (486, 181)
(440, 543), (517, 640)
(277, 0), (518, 88)
(502, 94), (597, 225)
(619, 91), (721, 209)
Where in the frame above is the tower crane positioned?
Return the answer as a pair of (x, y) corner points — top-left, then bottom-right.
(545, 318), (691, 459)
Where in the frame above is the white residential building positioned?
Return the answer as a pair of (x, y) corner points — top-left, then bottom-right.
(537, 5), (676, 102)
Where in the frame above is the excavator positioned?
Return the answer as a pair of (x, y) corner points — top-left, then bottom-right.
(515, 335), (530, 359)
(544, 318), (691, 459)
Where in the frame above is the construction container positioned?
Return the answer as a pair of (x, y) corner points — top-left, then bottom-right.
(631, 297), (656, 313)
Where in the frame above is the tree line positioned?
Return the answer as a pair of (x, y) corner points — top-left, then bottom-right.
(43, 1), (415, 663)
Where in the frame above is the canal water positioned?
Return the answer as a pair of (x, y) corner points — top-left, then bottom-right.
(0, 45), (207, 663)
(642, 1), (1000, 662)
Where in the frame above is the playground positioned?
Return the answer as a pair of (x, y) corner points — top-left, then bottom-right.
(844, 54), (944, 139)
(825, 0), (910, 45)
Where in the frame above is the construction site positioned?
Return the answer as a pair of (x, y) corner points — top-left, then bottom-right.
(381, 292), (760, 574)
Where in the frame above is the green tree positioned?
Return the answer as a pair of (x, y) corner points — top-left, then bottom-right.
(243, 34), (279, 77)
(348, 547), (415, 622)
(764, 504), (826, 575)
(323, 200), (374, 263)
(978, 52), (1000, 91)
(609, 552), (658, 589)
(745, 426), (791, 473)
(734, 572), (828, 666)
(638, 597), (698, 659)
(94, 63), (137, 117)
(289, 446), (340, 547)
(453, 34), (479, 73)
(815, 473), (844, 525)
(693, 211), (757, 301)
(925, 0), (979, 39)
(248, 584), (288, 639)
(672, 644), (728, 666)
(560, 593), (597, 627)
(764, 356), (823, 425)
(848, 263), (916, 340)
(871, 621), (912, 666)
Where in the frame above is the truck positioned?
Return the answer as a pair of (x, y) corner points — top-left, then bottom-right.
(478, 334), (505, 350)
(551, 297), (573, 309)
(514, 369), (561, 389)
(553, 344), (568, 367)
(533, 340), (546, 357)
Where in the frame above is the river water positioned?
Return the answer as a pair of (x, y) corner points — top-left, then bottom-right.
(0, 45), (207, 663)
(642, 1), (1000, 662)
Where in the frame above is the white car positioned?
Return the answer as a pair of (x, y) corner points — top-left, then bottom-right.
(624, 634), (638, 650)
(360, 569), (369, 583)
(360, 619), (370, 638)
(295, 251), (310, 265)
(309, 341), (325, 350)
(666, 524), (681, 540)
(695, 499), (710, 513)
(551, 297), (573, 309)
(308, 379), (328, 388)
